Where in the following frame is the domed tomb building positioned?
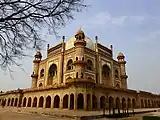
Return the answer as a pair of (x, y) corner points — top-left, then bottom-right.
(0, 29), (160, 110)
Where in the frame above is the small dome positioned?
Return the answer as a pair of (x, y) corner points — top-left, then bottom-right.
(117, 52), (124, 57)
(65, 36), (94, 50)
(35, 51), (42, 58)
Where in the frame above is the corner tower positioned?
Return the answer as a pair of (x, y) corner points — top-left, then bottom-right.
(117, 52), (128, 89)
(74, 28), (86, 79)
(31, 51), (42, 88)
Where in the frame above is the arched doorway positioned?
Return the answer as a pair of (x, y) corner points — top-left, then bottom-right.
(148, 100), (150, 108)
(23, 97), (27, 107)
(32, 97), (37, 107)
(7, 98), (10, 106)
(39, 96), (44, 108)
(122, 98), (126, 109)
(11, 98), (14, 106)
(100, 96), (105, 109)
(63, 94), (68, 108)
(141, 99), (144, 108)
(87, 94), (91, 110)
(145, 99), (147, 108)
(77, 93), (84, 109)
(48, 64), (57, 85)
(70, 94), (74, 109)
(109, 96), (114, 109)
(132, 98), (136, 108)
(54, 95), (60, 108)
(27, 97), (32, 107)
(116, 97), (120, 109)
(14, 98), (18, 107)
(46, 96), (51, 108)
(127, 98), (131, 108)
(92, 95), (97, 110)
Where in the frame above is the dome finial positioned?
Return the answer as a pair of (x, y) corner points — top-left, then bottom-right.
(76, 27), (84, 35)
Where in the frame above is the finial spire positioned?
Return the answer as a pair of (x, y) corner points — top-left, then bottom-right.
(95, 36), (98, 43)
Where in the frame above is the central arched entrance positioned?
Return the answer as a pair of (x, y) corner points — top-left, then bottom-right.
(127, 98), (131, 108)
(63, 94), (68, 108)
(54, 95), (60, 108)
(77, 93), (84, 109)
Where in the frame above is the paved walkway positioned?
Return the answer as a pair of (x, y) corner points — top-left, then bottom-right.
(0, 107), (159, 120)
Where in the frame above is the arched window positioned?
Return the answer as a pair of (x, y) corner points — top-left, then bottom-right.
(116, 83), (120, 88)
(86, 59), (93, 70)
(76, 57), (78, 61)
(76, 72), (78, 78)
(47, 64), (57, 85)
(102, 64), (110, 78)
(82, 57), (84, 61)
(115, 69), (119, 78)
(67, 59), (73, 70)
(39, 83), (43, 87)
(81, 73), (83, 78)
(40, 69), (44, 78)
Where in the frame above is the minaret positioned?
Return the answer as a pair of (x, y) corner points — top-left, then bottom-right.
(74, 28), (86, 79)
(117, 52), (128, 89)
(31, 51), (42, 88)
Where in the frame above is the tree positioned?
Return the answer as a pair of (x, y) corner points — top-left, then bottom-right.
(0, 0), (87, 70)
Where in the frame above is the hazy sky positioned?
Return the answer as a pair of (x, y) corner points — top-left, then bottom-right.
(0, 0), (160, 94)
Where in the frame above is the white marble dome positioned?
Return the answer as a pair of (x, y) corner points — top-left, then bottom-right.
(65, 36), (94, 50)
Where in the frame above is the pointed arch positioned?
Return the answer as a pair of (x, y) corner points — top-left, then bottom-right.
(47, 64), (57, 85)
(7, 98), (10, 106)
(87, 94), (91, 110)
(40, 69), (44, 78)
(14, 98), (18, 107)
(54, 95), (60, 108)
(70, 94), (74, 109)
(46, 96), (51, 108)
(11, 98), (14, 106)
(66, 59), (73, 70)
(63, 94), (68, 108)
(122, 97), (126, 109)
(141, 99), (144, 108)
(86, 59), (93, 70)
(39, 96), (44, 108)
(116, 97), (120, 109)
(132, 98), (136, 108)
(77, 93), (84, 109)
(115, 69), (119, 78)
(109, 96), (114, 109)
(100, 96), (105, 109)
(127, 98), (131, 108)
(145, 99), (147, 108)
(32, 97), (37, 107)
(27, 97), (32, 107)
(23, 97), (27, 107)
(92, 95), (97, 109)
(102, 64), (110, 78)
